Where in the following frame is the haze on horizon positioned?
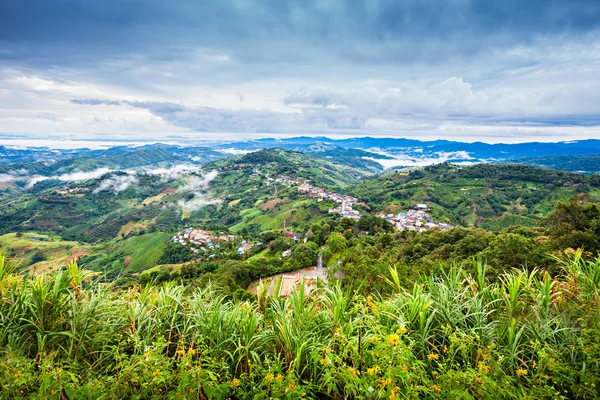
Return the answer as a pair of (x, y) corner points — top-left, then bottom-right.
(1, 0), (600, 144)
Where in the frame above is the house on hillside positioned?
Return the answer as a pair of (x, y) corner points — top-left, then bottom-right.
(284, 231), (301, 241)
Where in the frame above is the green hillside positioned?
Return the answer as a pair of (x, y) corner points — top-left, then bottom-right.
(350, 163), (600, 229)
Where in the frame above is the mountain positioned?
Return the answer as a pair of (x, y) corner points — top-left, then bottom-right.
(511, 154), (600, 175)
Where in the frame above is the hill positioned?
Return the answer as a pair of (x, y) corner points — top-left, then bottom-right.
(349, 163), (600, 230)
(511, 154), (600, 175)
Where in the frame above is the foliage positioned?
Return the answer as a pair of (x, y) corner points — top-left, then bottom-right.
(1, 254), (599, 398)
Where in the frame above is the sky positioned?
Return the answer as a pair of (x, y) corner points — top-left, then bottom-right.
(1, 0), (600, 144)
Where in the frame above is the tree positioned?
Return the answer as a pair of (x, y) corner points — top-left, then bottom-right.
(327, 232), (347, 253)
(291, 243), (318, 268)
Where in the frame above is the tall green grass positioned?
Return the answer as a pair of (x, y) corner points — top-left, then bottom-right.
(0, 252), (598, 399)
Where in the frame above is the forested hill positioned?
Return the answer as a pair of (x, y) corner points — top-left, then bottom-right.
(207, 148), (380, 186)
(349, 163), (600, 230)
(511, 154), (600, 174)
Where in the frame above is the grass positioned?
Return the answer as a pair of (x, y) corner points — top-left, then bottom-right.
(0, 252), (599, 398)
(0, 233), (92, 274)
(120, 232), (171, 272)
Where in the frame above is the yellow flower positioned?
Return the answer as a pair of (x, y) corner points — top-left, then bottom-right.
(427, 353), (439, 361)
(378, 377), (392, 387)
(395, 326), (407, 335)
(443, 345), (448, 354)
(288, 383), (297, 391)
(265, 373), (275, 381)
(516, 368), (528, 377)
(319, 357), (330, 366)
(188, 348), (196, 355)
(335, 327), (343, 334)
(431, 384), (441, 393)
(367, 365), (381, 375)
(532, 360), (537, 369)
(153, 370), (161, 378)
(276, 374), (284, 382)
(229, 378), (240, 388)
(478, 362), (490, 375)
(347, 367), (360, 377)
(176, 349), (186, 356)
(370, 336), (380, 344)
(387, 334), (401, 346)
(14, 371), (23, 380)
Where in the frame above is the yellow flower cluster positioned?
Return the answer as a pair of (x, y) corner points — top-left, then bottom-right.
(478, 362), (490, 375)
(370, 336), (380, 344)
(378, 377), (392, 388)
(431, 384), (442, 393)
(319, 357), (330, 366)
(389, 386), (401, 400)
(152, 370), (161, 378)
(276, 374), (284, 382)
(395, 326), (407, 335)
(387, 333), (401, 346)
(229, 378), (240, 388)
(367, 365), (381, 375)
(516, 368), (528, 377)
(265, 373), (275, 382)
(427, 353), (439, 361)
(347, 367), (360, 377)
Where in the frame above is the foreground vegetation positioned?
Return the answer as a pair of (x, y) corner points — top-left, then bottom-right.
(1, 251), (599, 399)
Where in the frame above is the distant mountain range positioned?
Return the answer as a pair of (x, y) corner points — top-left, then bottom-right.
(2, 137), (600, 174)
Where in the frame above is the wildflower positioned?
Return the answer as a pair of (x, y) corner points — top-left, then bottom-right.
(516, 368), (528, 377)
(265, 373), (275, 382)
(229, 378), (240, 388)
(387, 333), (401, 346)
(276, 374), (284, 382)
(443, 345), (448, 354)
(378, 377), (392, 387)
(431, 384), (441, 393)
(335, 327), (343, 334)
(14, 371), (23, 380)
(176, 349), (186, 356)
(478, 362), (490, 375)
(319, 357), (330, 366)
(347, 367), (360, 377)
(370, 336), (380, 344)
(532, 360), (537, 369)
(153, 370), (161, 378)
(396, 326), (407, 335)
(427, 353), (439, 361)
(288, 383), (297, 391)
(188, 348), (196, 355)
(367, 365), (381, 375)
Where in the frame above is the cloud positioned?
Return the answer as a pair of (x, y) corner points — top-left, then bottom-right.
(144, 164), (202, 180)
(93, 174), (138, 193)
(1, 0), (600, 142)
(177, 170), (219, 193)
(176, 170), (221, 211)
(0, 168), (29, 183)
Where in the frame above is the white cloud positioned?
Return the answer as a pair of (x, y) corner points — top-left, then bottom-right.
(176, 170), (221, 211)
(93, 174), (138, 193)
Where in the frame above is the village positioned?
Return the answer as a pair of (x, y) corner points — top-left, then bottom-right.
(172, 228), (252, 256)
(378, 204), (453, 232)
(297, 182), (365, 220)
